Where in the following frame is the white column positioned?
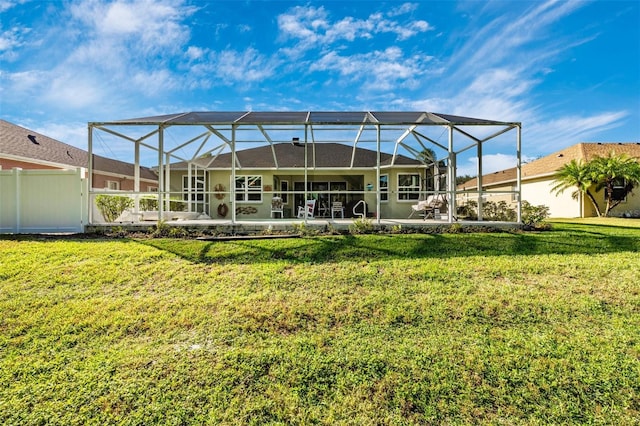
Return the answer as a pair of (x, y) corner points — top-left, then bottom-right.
(376, 124), (381, 224)
(477, 135), (483, 221)
(231, 125), (236, 224)
(157, 126), (164, 222)
(516, 125), (522, 223)
(447, 126), (456, 223)
(87, 125), (94, 225)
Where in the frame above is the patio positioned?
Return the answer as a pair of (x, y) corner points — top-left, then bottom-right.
(88, 111), (522, 227)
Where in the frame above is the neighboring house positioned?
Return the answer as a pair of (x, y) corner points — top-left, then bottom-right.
(458, 142), (640, 218)
(168, 142), (428, 218)
(0, 119), (158, 190)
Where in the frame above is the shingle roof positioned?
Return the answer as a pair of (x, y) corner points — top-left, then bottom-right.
(459, 142), (640, 189)
(0, 119), (157, 180)
(170, 142), (422, 169)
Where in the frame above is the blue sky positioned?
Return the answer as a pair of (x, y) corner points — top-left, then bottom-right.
(1, 0), (639, 174)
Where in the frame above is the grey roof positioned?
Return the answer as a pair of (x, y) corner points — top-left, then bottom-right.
(171, 142), (422, 169)
(0, 119), (157, 180)
(93, 111), (518, 126)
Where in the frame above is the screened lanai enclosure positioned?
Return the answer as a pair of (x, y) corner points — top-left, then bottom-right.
(88, 111), (522, 226)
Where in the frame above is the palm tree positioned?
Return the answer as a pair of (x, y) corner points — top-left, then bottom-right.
(551, 159), (601, 217)
(590, 152), (640, 216)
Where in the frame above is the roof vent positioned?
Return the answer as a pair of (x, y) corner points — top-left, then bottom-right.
(27, 135), (39, 145)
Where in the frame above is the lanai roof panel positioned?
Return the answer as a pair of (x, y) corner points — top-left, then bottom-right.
(93, 111), (519, 126)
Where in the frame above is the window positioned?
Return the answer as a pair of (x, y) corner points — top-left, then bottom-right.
(235, 175), (262, 202)
(106, 180), (120, 190)
(280, 180), (289, 204)
(379, 174), (388, 202)
(397, 173), (421, 201)
(607, 178), (627, 202)
(183, 176), (205, 202)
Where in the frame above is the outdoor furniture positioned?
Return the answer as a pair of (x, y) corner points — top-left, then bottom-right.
(297, 199), (316, 219)
(271, 196), (284, 218)
(331, 201), (344, 219)
(409, 195), (444, 220)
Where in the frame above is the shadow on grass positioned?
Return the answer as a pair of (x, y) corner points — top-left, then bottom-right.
(137, 224), (640, 265)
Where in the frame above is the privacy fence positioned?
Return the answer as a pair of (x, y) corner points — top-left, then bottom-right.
(0, 168), (88, 234)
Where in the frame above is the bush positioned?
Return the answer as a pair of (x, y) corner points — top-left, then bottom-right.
(95, 195), (133, 222)
(349, 218), (374, 234)
(139, 197), (186, 212)
(522, 201), (550, 228)
(457, 200), (517, 221)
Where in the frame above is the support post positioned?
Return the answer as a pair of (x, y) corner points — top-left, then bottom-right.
(376, 124), (381, 224)
(231, 125), (236, 224)
(477, 135), (483, 221)
(516, 125), (522, 223)
(158, 126), (164, 223)
(134, 139), (140, 215)
(304, 124), (309, 221)
(88, 125), (93, 225)
(447, 126), (456, 223)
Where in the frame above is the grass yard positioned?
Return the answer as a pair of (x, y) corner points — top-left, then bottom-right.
(1, 221), (639, 425)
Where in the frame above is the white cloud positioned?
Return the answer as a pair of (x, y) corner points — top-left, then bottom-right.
(387, 3), (419, 17)
(311, 47), (433, 91)
(277, 5), (432, 55)
(457, 153), (535, 177)
(524, 111), (629, 153)
(210, 48), (279, 84)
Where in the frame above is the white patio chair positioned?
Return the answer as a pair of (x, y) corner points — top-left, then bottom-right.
(331, 201), (344, 219)
(297, 199), (316, 219)
(271, 196), (284, 218)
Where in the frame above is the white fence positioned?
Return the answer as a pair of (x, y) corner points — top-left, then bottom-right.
(0, 168), (88, 234)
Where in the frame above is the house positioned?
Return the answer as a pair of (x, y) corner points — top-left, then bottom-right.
(0, 119), (158, 190)
(167, 142), (427, 219)
(458, 142), (640, 218)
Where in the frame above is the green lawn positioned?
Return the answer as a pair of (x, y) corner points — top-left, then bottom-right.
(1, 221), (639, 425)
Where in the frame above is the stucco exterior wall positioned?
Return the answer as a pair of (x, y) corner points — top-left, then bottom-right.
(168, 167), (426, 219)
(521, 177), (582, 218)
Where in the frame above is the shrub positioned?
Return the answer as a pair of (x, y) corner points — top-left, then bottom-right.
(139, 197), (186, 212)
(349, 218), (374, 234)
(95, 194), (133, 222)
(522, 200), (550, 228)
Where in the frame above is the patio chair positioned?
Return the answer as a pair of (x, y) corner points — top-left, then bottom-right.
(271, 196), (284, 218)
(297, 199), (316, 219)
(409, 195), (443, 220)
(331, 201), (344, 219)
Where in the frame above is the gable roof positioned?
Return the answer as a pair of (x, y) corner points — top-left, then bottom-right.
(0, 119), (157, 180)
(459, 142), (640, 189)
(170, 142), (423, 169)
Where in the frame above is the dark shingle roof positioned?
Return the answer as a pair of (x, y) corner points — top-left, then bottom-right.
(171, 142), (422, 169)
(0, 119), (157, 180)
